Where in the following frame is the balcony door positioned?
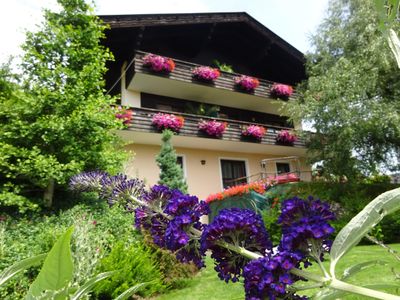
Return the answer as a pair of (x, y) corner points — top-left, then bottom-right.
(220, 159), (247, 189)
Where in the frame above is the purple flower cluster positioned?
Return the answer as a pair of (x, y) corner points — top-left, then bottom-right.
(235, 75), (260, 91)
(143, 53), (175, 73)
(270, 83), (293, 99)
(243, 250), (307, 300)
(135, 185), (209, 268)
(198, 119), (227, 137)
(276, 130), (298, 145)
(200, 208), (272, 282)
(242, 125), (266, 141)
(69, 171), (108, 193)
(278, 196), (335, 259)
(192, 66), (220, 81)
(152, 113), (184, 132)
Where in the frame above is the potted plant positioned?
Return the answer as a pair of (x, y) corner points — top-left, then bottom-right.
(115, 106), (133, 125)
(241, 125), (266, 141)
(276, 130), (297, 146)
(143, 53), (175, 73)
(192, 66), (220, 82)
(234, 75), (259, 92)
(198, 119), (227, 137)
(152, 113), (184, 132)
(270, 83), (293, 100)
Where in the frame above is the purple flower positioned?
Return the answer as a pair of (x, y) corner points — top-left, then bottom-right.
(192, 66), (220, 81)
(276, 130), (298, 145)
(69, 171), (109, 193)
(200, 208), (272, 282)
(270, 83), (293, 98)
(198, 120), (227, 137)
(235, 75), (260, 91)
(242, 125), (266, 140)
(143, 53), (175, 73)
(152, 113), (184, 132)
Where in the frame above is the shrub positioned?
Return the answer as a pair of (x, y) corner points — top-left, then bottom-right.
(95, 241), (166, 298)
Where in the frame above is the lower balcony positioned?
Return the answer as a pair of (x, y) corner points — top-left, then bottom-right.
(117, 107), (307, 156)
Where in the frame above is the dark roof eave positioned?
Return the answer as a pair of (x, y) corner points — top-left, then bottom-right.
(99, 12), (305, 63)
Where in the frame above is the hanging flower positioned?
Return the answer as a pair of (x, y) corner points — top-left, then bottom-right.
(192, 66), (220, 81)
(115, 106), (133, 125)
(234, 75), (260, 92)
(152, 113), (184, 132)
(143, 53), (175, 73)
(198, 119), (227, 137)
(242, 125), (266, 141)
(205, 181), (269, 204)
(276, 130), (297, 145)
(270, 83), (294, 99)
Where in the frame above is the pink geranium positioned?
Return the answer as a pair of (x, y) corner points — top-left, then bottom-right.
(152, 113), (184, 132)
(270, 83), (293, 99)
(143, 53), (175, 73)
(115, 106), (133, 125)
(192, 66), (220, 81)
(235, 75), (260, 91)
(241, 125), (266, 141)
(198, 120), (227, 137)
(276, 130), (298, 145)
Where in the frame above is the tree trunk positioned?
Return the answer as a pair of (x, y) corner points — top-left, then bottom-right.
(43, 179), (55, 207)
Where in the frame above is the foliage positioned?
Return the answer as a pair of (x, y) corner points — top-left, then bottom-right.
(156, 130), (188, 193)
(213, 60), (234, 73)
(0, 0), (126, 209)
(184, 102), (220, 117)
(288, 0), (400, 178)
(95, 241), (166, 298)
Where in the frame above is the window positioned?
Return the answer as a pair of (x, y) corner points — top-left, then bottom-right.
(276, 162), (290, 174)
(176, 155), (186, 177)
(220, 159), (247, 189)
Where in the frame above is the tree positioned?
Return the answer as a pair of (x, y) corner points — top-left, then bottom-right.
(288, 0), (400, 179)
(156, 130), (188, 193)
(0, 0), (126, 209)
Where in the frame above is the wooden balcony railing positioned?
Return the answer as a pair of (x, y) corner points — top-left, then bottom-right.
(126, 107), (306, 148)
(127, 51), (299, 101)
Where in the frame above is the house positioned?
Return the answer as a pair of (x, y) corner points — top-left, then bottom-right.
(100, 12), (311, 200)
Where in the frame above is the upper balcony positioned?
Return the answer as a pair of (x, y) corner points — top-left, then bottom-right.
(125, 51), (298, 115)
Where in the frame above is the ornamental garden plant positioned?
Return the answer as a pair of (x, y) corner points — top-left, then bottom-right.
(270, 83), (294, 100)
(241, 125), (266, 141)
(115, 106), (133, 125)
(198, 119), (227, 137)
(192, 66), (220, 82)
(143, 53), (175, 73)
(70, 171), (400, 300)
(276, 130), (298, 146)
(152, 113), (184, 132)
(235, 75), (260, 92)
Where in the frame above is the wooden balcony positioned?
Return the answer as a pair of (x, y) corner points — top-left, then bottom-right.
(121, 107), (307, 152)
(126, 51), (298, 115)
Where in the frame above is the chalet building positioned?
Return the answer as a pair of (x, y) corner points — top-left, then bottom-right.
(100, 12), (311, 200)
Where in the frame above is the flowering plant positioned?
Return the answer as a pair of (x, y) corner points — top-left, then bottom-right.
(70, 170), (400, 300)
(270, 83), (294, 99)
(206, 181), (267, 204)
(115, 106), (133, 125)
(143, 53), (175, 73)
(192, 66), (220, 81)
(241, 125), (266, 141)
(234, 75), (259, 91)
(152, 113), (184, 132)
(276, 130), (298, 145)
(198, 119), (227, 137)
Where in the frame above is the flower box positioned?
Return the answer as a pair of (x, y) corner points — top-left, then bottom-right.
(192, 66), (220, 82)
(234, 75), (259, 92)
(276, 130), (297, 146)
(143, 53), (175, 73)
(198, 119), (227, 137)
(241, 125), (266, 141)
(270, 83), (293, 100)
(115, 106), (133, 125)
(152, 113), (184, 132)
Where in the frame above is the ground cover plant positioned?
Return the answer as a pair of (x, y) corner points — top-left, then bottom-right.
(70, 171), (400, 299)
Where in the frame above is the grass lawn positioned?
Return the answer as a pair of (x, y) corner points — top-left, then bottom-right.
(156, 244), (400, 299)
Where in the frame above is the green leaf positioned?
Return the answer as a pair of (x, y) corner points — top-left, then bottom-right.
(70, 271), (116, 300)
(313, 288), (347, 300)
(114, 282), (147, 300)
(0, 253), (46, 287)
(341, 260), (387, 280)
(330, 188), (400, 277)
(26, 226), (74, 299)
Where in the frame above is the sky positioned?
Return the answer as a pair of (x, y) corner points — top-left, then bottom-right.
(0, 0), (329, 65)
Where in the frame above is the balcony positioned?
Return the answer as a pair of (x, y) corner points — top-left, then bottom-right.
(118, 107), (307, 156)
(126, 51), (298, 115)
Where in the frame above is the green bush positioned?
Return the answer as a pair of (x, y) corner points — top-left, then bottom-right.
(95, 241), (167, 298)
